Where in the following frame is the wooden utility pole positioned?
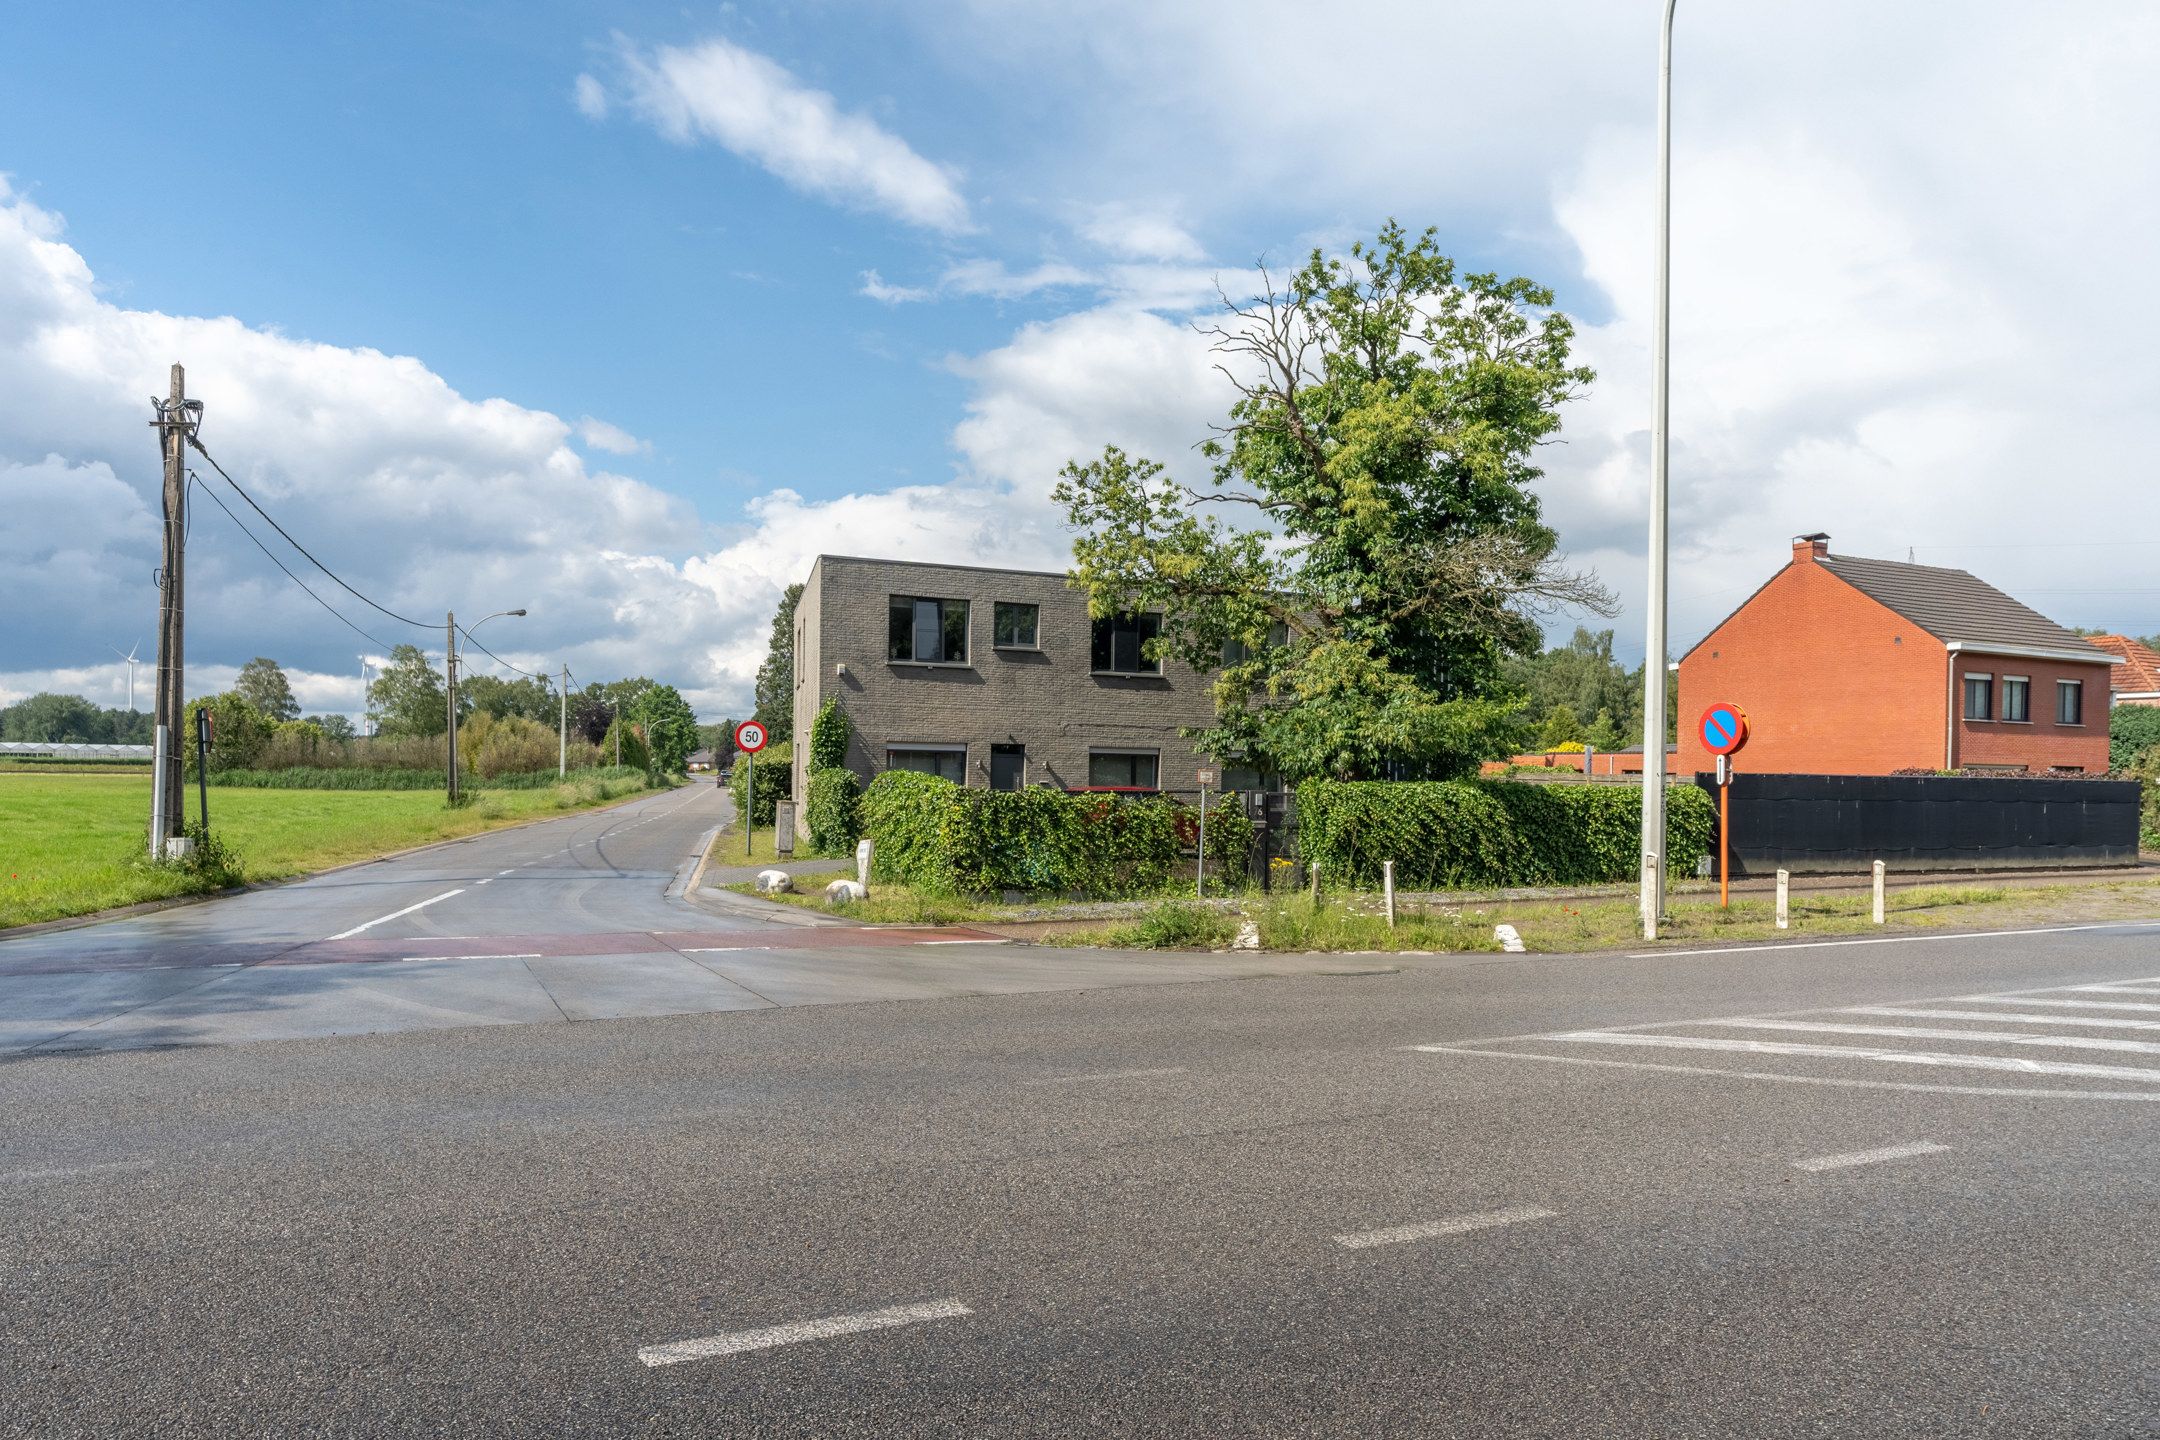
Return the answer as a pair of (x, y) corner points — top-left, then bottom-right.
(446, 611), (460, 804)
(149, 365), (194, 856)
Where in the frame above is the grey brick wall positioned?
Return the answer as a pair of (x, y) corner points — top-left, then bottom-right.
(791, 555), (1220, 799)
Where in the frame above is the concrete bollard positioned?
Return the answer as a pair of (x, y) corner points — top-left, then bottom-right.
(1872, 860), (1886, 925)
(855, 837), (874, 893)
(1775, 869), (1789, 930)
(1383, 860), (1396, 929)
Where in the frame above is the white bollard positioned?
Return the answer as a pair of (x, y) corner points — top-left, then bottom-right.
(1383, 860), (1396, 929)
(855, 837), (874, 892)
(1775, 869), (1789, 930)
(1872, 860), (1886, 925)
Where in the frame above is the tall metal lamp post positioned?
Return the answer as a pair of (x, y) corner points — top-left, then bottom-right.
(1638, 0), (1679, 940)
(447, 608), (526, 804)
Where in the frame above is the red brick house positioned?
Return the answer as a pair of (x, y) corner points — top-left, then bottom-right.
(1677, 535), (2118, 777)
(2086, 634), (2160, 708)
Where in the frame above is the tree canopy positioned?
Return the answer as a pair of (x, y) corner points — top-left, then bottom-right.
(632, 683), (699, 775)
(1056, 222), (1611, 781)
(235, 657), (301, 723)
(753, 583), (804, 744)
(367, 645), (448, 737)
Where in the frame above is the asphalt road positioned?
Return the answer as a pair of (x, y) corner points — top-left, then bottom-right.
(7, 914), (2160, 1436)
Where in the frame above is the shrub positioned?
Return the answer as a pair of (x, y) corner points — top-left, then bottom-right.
(857, 772), (1186, 897)
(1201, 796), (1255, 883)
(180, 691), (271, 773)
(206, 764), (648, 792)
(1103, 901), (1238, 949)
(805, 766), (863, 855)
(1295, 778), (1714, 889)
(2112, 706), (2160, 771)
(731, 743), (792, 826)
(809, 699), (851, 770)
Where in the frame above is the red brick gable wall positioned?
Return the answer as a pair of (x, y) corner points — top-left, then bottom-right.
(1677, 556), (1950, 777)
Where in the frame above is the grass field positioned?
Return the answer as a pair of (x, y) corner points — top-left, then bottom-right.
(0, 773), (666, 929)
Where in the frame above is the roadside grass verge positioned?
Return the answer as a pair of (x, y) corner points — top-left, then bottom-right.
(726, 882), (997, 926)
(0, 772), (669, 929)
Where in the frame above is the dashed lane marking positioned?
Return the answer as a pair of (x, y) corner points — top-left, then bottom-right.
(399, 953), (543, 963)
(327, 888), (465, 941)
(637, 1299), (973, 1368)
(1792, 1141), (1949, 1173)
(1334, 1206), (1556, 1250)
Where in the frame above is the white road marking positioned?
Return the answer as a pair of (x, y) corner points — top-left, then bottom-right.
(497, 870), (516, 877)
(1, 1158), (156, 1183)
(1948, 995), (2160, 1014)
(1705, 1018), (2160, 1056)
(328, 889), (465, 940)
(1627, 921), (2137, 960)
(1030, 1066), (1188, 1084)
(398, 953), (543, 963)
(1334, 1206), (1555, 1250)
(1852, 1007), (2160, 1031)
(637, 1299), (972, 1367)
(473, 879), (492, 885)
(2067, 983), (2160, 996)
(918, 938), (1008, 945)
(680, 946), (770, 954)
(1791, 1140), (1949, 1173)
(1410, 1042), (2160, 1101)
(1549, 1031), (2160, 1084)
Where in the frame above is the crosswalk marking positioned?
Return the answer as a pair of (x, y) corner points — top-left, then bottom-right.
(1549, 1032), (2160, 1084)
(1948, 996), (2160, 1013)
(2066, 983), (2160, 996)
(1703, 1018), (2160, 1057)
(1850, 1007), (2160, 1032)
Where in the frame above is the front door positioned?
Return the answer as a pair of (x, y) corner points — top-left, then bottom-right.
(990, 744), (1025, 791)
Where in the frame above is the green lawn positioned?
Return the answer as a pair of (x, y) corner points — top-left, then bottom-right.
(0, 773), (665, 929)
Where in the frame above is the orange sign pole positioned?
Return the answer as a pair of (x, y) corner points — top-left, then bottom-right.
(1719, 780), (1730, 908)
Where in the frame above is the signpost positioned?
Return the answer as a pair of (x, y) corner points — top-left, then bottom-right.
(1195, 766), (1218, 899)
(1698, 703), (1749, 907)
(734, 719), (769, 857)
(194, 705), (213, 837)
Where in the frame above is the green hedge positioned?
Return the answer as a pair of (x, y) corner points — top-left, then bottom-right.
(809, 699), (850, 769)
(2112, 707), (2160, 771)
(1295, 779), (1714, 889)
(805, 766), (862, 855)
(206, 765), (650, 792)
(861, 772), (1205, 897)
(1198, 797), (1255, 882)
(731, 746), (792, 826)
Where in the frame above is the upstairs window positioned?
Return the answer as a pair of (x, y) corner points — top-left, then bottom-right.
(1221, 622), (1290, 667)
(2057, 680), (2084, 726)
(888, 597), (969, 664)
(2000, 676), (2031, 722)
(1962, 674), (1992, 720)
(993, 601), (1039, 649)
(1091, 612), (1161, 675)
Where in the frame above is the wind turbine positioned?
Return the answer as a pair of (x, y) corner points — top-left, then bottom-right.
(110, 641), (142, 712)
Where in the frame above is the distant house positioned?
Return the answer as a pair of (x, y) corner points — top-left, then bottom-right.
(2084, 635), (2160, 708)
(685, 748), (716, 772)
(1677, 534), (2119, 776)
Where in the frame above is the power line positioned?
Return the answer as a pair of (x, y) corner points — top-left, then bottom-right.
(457, 625), (552, 683)
(189, 470), (398, 651)
(187, 436), (434, 632)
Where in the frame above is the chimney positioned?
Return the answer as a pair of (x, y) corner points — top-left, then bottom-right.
(1792, 532), (1830, 563)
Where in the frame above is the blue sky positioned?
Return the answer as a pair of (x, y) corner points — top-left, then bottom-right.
(5, 2), (2158, 719)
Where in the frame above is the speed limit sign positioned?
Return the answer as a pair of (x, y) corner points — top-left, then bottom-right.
(734, 719), (768, 754)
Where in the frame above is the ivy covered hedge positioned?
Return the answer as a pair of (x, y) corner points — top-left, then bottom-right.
(1295, 779), (1714, 889)
(856, 772), (1254, 897)
(805, 767), (863, 854)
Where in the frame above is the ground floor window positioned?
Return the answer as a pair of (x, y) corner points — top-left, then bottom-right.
(1087, 750), (1158, 789)
(887, 746), (966, 782)
(1221, 765), (1282, 793)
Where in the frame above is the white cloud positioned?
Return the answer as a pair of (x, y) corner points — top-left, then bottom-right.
(858, 269), (931, 304)
(937, 259), (1094, 300)
(571, 72), (608, 121)
(1079, 204), (1203, 262)
(575, 415), (648, 455)
(598, 36), (972, 233)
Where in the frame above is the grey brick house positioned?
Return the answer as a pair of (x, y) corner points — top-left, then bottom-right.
(789, 555), (1238, 803)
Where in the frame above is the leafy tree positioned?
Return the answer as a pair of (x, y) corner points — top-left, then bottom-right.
(753, 583), (804, 743)
(631, 683), (699, 775)
(181, 692), (272, 772)
(235, 657), (300, 723)
(307, 714), (357, 742)
(1056, 223), (1611, 781)
(1505, 629), (1636, 739)
(1536, 703), (1582, 749)
(1, 692), (108, 742)
(461, 673), (557, 723)
(368, 644), (449, 737)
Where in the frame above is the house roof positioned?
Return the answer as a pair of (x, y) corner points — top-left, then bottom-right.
(1816, 553), (2115, 662)
(2086, 635), (2160, 694)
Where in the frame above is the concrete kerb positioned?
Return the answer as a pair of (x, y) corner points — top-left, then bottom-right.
(0, 780), (689, 944)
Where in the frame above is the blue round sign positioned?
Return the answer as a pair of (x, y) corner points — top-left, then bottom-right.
(1698, 703), (1748, 756)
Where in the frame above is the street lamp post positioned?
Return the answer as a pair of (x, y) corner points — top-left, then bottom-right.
(1639, 0), (1678, 940)
(448, 608), (527, 804)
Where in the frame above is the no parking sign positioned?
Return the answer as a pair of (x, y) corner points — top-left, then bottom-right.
(1698, 703), (1748, 757)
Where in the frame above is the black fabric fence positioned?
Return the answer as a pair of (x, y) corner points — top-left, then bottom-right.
(1698, 773), (2142, 875)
